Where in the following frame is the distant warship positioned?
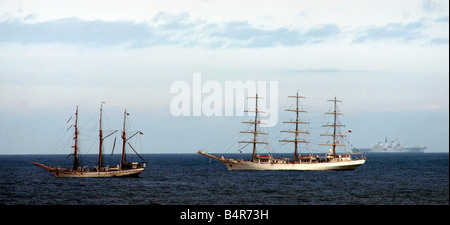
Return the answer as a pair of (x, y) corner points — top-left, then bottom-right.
(353, 138), (426, 153)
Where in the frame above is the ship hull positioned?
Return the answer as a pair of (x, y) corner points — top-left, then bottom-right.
(51, 168), (144, 177)
(34, 163), (144, 177)
(220, 159), (366, 171)
(352, 147), (426, 153)
(198, 151), (365, 171)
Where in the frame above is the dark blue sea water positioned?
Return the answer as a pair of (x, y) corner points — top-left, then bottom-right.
(0, 153), (448, 205)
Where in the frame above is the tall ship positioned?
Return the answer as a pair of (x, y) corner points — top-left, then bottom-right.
(352, 138), (426, 153)
(198, 92), (366, 170)
(34, 103), (147, 177)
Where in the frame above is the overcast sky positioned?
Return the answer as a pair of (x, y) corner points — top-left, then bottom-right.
(0, 0), (448, 154)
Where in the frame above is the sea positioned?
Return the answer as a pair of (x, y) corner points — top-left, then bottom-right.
(0, 153), (448, 205)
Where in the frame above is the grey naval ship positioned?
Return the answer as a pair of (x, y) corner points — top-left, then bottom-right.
(352, 138), (426, 153)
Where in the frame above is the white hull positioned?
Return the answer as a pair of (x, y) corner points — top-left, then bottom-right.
(221, 159), (366, 171)
(51, 168), (144, 177)
(198, 151), (365, 171)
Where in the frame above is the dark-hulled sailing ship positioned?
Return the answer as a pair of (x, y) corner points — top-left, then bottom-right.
(34, 103), (146, 177)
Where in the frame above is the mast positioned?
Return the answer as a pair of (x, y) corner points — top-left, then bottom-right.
(279, 91), (310, 162)
(120, 109), (145, 168)
(320, 96), (345, 157)
(72, 106), (79, 170)
(239, 93), (267, 162)
(98, 102), (105, 168)
(121, 109), (127, 168)
(252, 93), (259, 161)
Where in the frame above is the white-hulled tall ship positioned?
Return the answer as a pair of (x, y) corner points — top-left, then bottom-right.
(34, 103), (146, 177)
(198, 92), (366, 171)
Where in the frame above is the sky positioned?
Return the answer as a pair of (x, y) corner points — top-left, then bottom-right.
(0, 0), (448, 155)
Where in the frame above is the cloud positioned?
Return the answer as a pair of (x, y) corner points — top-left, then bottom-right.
(213, 22), (341, 48)
(429, 37), (449, 45)
(0, 17), (152, 46)
(1, 11), (445, 48)
(353, 16), (449, 46)
(301, 24), (341, 43)
(0, 13), (344, 49)
(285, 68), (371, 74)
(422, 0), (443, 12)
(435, 16), (449, 23)
(353, 21), (427, 43)
(208, 21), (303, 48)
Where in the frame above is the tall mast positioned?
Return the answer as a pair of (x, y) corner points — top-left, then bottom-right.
(120, 110), (145, 167)
(280, 91), (309, 162)
(121, 109), (127, 168)
(332, 97), (337, 155)
(72, 106), (79, 170)
(320, 96), (345, 157)
(239, 93), (267, 162)
(252, 93), (259, 161)
(98, 102), (105, 168)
